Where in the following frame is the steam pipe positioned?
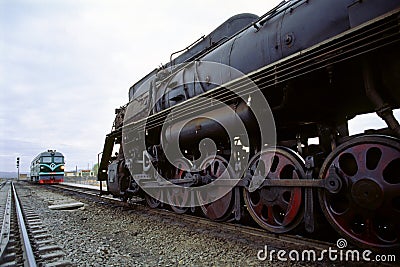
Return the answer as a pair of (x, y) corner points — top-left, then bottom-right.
(363, 63), (400, 138)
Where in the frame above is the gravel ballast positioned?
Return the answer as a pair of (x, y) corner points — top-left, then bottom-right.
(20, 183), (317, 266)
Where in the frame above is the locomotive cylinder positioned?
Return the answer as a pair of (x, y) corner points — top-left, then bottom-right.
(162, 101), (257, 147)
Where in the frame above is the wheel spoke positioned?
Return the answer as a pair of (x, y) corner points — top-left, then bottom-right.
(258, 153), (274, 176)
(276, 193), (289, 210)
(275, 159), (290, 177)
(353, 146), (365, 177)
(376, 147), (399, 176)
(251, 197), (264, 215)
(266, 205), (275, 224)
(365, 154), (394, 185)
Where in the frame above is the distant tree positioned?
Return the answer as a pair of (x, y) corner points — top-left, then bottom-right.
(92, 163), (99, 176)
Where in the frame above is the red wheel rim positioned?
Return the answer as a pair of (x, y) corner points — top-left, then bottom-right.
(319, 135), (400, 249)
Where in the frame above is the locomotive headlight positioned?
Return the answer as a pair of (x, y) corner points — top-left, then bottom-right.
(61, 166), (65, 170)
(40, 166), (44, 169)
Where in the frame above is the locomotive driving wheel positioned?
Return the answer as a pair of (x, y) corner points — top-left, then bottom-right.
(243, 147), (305, 233)
(145, 192), (161, 209)
(167, 158), (192, 214)
(197, 155), (235, 221)
(319, 135), (400, 249)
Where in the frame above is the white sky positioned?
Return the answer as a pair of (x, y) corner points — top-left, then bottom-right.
(0, 0), (398, 172)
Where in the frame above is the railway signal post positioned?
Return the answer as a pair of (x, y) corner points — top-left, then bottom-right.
(16, 157), (20, 180)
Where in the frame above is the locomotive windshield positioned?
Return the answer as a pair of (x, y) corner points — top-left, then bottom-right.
(54, 156), (64, 163)
(40, 156), (64, 163)
(41, 156), (52, 163)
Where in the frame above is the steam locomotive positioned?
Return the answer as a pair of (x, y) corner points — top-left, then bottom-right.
(99, 0), (400, 249)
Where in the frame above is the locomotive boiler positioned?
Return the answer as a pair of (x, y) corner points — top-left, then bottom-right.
(98, 0), (400, 249)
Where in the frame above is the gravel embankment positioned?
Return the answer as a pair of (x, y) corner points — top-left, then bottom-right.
(22, 184), (321, 266)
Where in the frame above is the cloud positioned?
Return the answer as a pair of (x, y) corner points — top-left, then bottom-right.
(0, 0), (285, 172)
(2, 0), (399, 173)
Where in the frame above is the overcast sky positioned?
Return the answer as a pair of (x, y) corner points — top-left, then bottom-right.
(1, 0), (398, 173)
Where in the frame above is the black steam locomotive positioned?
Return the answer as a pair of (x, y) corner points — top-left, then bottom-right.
(99, 0), (400, 249)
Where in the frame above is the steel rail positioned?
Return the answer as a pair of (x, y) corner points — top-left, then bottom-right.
(50, 183), (335, 251)
(0, 185), (12, 263)
(11, 182), (37, 267)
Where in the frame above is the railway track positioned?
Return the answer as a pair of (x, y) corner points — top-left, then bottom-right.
(33, 182), (398, 265)
(0, 181), (71, 266)
(49, 183), (337, 253)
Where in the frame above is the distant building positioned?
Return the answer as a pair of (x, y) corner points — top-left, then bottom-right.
(65, 170), (94, 177)
(79, 169), (94, 177)
(64, 171), (77, 177)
